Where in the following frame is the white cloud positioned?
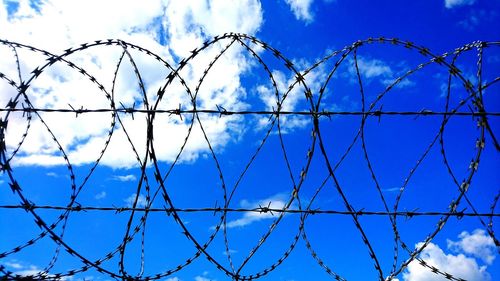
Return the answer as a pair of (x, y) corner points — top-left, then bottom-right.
(95, 191), (106, 200)
(4, 261), (23, 269)
(403, 229), (496, 281)
(161, 0), (262, 62)
(285, 0), (314, 23)
(46, 172), (58, 177)
(403, 243), (490, 281)
(0, 0), (264, 169)
(347, 56), (414, 89)
(0, 0), (163, 54)
(352, 57), (393, 79)
(447, 229), (496, 265)
(6, 262), (72, 280)
(12, 265), (45, 277)
(124, 193), (147, 208)
(457, 10), (496, 31)
(164, 277), (181, 281)
(194, 271), (215, 281)
(112, 174), (137, 182)
(458, 12), (480, 30)
(225, 193), (294, 228)
(255, 60), (328, 133)
(382, 187), (401, 192)
(445, 0), (476, 9)
(222, 249), (238, 256)
(13, 267), (48, 278)
(256, 70), (310, 133)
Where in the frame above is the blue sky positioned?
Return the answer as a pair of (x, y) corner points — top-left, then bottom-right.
(0, 0), (499, 280)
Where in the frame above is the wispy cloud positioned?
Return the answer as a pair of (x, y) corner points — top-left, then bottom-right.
(284, 0), (314, 23)
(354, 57), (393, 79)
(194, 272), (215, 281)
(12, 266), (46, 278)
(256, 70), (309, 133)
(95, 191), (106, 200)
(4, 261), (23, 270)
(112, 174), (137, 182)
(124, 193), (147, 208)
(347, 56), (414, 89)
(46, 172), (58, 177)
(222, 249), (238, 256)
(4, 262), (72, 280)
(445, 0), (476, 9)
(403, 229), (496, 281)
(382, 187), (401, 193)
(255, 62), (328, 133)
(225, 193), (294, 229)
(458, 10), (497, 31)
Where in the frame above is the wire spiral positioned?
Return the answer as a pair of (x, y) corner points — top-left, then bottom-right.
(0, 34), (499, 280)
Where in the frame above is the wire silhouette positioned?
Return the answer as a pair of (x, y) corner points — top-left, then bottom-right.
(0, 34), (499, 281)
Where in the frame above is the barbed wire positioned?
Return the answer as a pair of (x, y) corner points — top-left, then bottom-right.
(1, 204), (499, 217)
(0, 33), (499, 281)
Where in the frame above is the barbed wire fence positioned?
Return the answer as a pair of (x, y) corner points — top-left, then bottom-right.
(0, 33), (499, 281)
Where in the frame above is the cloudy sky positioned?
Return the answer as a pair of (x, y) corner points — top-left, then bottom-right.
(0, 0), (499, 280)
